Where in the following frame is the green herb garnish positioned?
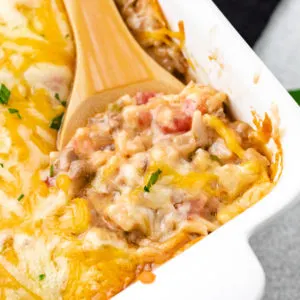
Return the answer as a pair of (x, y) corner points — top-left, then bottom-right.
(210, 154), (221, 163)
(144, 169), (162, 192)
(54, 93), (66, 107)
(0, 84), (11, 104)
(49, 165), (54, 177)
(38, 274), (46, 281)
(109, 103), (122, 113)
(8, 108), (21, 119)
(50, 113), (64, 131)
(0, 163), (3, 168)
(65, 34), (70, 39)
(17, 194), (24, 201)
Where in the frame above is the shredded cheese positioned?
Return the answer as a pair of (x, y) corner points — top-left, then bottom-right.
(205, 115), (245, 158)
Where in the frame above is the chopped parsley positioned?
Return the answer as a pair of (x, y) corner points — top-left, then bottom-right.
(210, 154), (221, 163)
(49, 165), (54, 177)
(8, 108), (21, 119)
(50, 113), (64, 131)
(17, 194), (24, 201)
(0, 84), (11, 104)
(38, 274), (46, 281)
(0, 163), (3, 168)
(144, 169), (162, 192)
(109, 103), (122, 113)
(54, 93), (67, 107)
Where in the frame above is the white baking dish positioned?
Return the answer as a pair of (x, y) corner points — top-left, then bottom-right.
(115, 0), (300, 299)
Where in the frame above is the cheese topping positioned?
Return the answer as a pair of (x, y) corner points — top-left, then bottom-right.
(0, 0), (282, 299)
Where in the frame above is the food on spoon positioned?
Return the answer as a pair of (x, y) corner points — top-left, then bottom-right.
(115, 0), (191, 82)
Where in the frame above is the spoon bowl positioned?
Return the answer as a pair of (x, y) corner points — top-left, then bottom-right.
(59, 0), (184, 149)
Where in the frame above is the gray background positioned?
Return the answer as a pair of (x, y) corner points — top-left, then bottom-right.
(251, 0), (300, 299)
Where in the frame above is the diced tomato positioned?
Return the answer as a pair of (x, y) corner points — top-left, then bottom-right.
(174, 115), (192, 131)
(198, 103), (208, 114)
(135, 92), (156, 105)
(44, 176), (56, 187)
(160, 126), (174, 134)
(138, 111), (152, 128)
(160, 114), (192, 134)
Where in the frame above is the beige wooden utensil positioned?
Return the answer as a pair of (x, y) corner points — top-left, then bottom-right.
(59, 0), (184, 149)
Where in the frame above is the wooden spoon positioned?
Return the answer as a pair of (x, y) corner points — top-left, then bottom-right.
(59, 0), (184, 149)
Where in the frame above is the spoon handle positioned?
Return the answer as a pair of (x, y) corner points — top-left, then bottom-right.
(64, 0), (154, 98)
(59, 0), (184, 149)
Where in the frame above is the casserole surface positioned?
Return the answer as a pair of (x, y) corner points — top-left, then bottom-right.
(0, 0), (295, 300)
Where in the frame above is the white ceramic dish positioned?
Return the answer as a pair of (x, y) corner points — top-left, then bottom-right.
(115, 0), (300, 299)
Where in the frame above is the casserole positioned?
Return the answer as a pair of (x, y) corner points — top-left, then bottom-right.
(0, 0), (299, 299)
(113, 0), (300, 299)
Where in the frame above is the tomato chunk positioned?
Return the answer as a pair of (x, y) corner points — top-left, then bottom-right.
(44, 176), (56, 187)
(160, 114), (192, 134)
(138, 111), (152, 128)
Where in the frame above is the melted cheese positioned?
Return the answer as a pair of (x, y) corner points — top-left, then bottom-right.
(0, 3), (139, 298)
(24, 63), (72, 99)
(0, 1), (281, 299)
(0, 0), (77, 298)
(204, 115), (245, 158)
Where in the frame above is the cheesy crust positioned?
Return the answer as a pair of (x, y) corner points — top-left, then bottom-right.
(0, 0), (281, 299)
